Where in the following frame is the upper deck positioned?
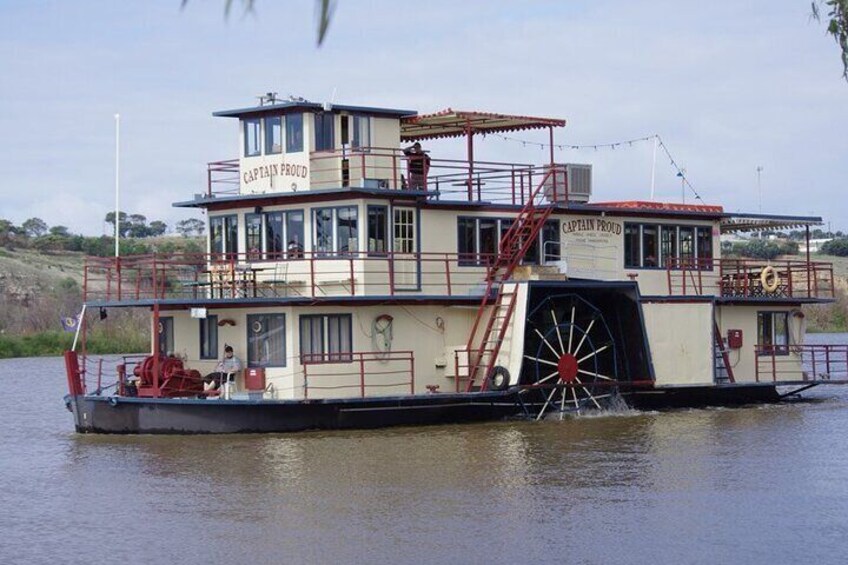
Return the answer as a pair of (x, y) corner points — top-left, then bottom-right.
(83, 98), (833, 307)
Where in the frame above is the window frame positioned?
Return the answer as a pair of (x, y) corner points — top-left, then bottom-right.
(367, 205), (389, 256)
(623, 221), (715, 270)
(314, 112), (335, 152)
(246, 313), (287, 368)
(285, 112), (304, 153)
(244, 118), (262, 157)
(209, 214), (239, 259)
(199, 315), (219, 360)
(299, 313), (353, 364)
(264, 115), (283, 155)
(157, 316), (174, 357)
(757, 311), (790, 356)
(312, 206), (360, 257)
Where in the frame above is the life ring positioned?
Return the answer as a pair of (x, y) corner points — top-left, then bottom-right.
(760, 266), (780, 293)
(488, 366), (511, 391)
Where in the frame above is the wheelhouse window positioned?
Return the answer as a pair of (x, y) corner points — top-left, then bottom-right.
(352, 115), (370, 150)
(314, 112), (335, 152)
(300, 314), (352, 363)
(244, 118), (261, 157)
(286, 113), (304, 153)
(210, 215), (238, 258)
(313, 207), (359, 256)
(367, 206), (388, 255)
(758, 311), (789, 355)
(264, 116), (282, 154)
(247, 313), (287, 368)
(541, 220), (561, 263)
(199, 315), (219, 360)
(624, 222), (713, 269)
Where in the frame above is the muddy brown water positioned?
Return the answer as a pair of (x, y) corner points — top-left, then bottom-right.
(2, 334), (848, 564)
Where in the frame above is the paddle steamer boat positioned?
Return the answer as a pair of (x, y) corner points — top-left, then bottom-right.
(63, 95), (847, 433)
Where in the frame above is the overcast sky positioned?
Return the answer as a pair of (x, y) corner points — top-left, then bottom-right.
(1, 0), (846, 235)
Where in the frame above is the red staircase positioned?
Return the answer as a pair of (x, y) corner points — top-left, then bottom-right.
(463, 168), (560, 391)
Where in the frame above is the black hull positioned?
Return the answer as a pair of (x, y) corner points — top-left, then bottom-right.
(66, 391), (523, 434)
(65, 383), (788, 434)
(628, 384), (780, 410)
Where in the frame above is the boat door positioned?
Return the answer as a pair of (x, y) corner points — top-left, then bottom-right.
(391, 207), (419, 291)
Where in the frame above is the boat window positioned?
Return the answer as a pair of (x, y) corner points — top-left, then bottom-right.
(351, 115), (370, 150)
(264, 116), (282, 154)
(244, 118), (261, 157)
(393, 208), (415, 254)
(479, 218), (498, 265)
(457, 218), (477, 265)
(265, 212), (284, 258)
(314, 207), (359, 256)
(338, 207), (359, 254)
(542, 220), (561, 263)
(286, 211), (304, 258)
(286, 113), (304, 153)
(660, 226), (677, 268)
(368, 206), (388, 255)
(696, 226), (713, 265)
(642, 225), (659, 267)
(209, 215), (238, 259)
(299, 314), (352, 363)
(624, 223), (640, 268)
(327, 314), (353, 362)
(314, 208), (334, 256)
(757, 312), (789, 355)
(679, 226), (695, 267)
(299, 315), (325, 363)
(314, 112), (335, 152)
(624, 222), (713, 270)
(157, 317), (174, 356)
(199, 315), (219, 360)
(247, 314), (287, 367)
(246, 213), (263, 260)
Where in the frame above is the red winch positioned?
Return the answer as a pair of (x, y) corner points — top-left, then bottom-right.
(128, 355), (204, 398)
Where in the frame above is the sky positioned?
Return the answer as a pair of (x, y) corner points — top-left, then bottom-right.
(0, 0), (846, 235)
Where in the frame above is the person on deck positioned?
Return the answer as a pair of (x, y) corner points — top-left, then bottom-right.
(403, 142), (431, 190)
(204, 345), (242, 390)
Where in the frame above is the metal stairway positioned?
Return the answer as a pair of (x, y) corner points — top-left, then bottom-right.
(463, 169), (560, 392)
(713, 323), (735, 384)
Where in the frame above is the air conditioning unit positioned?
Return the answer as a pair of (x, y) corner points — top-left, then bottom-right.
(543, 163), (592, 203)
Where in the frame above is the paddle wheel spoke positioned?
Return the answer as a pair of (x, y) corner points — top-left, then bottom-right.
(524, 294), (621, 419)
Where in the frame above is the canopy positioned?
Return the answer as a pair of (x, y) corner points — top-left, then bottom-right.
(720, 213), (823, 234)
(400, 108), (565, 141)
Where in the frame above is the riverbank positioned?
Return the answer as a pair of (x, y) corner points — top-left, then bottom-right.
(0, 330), (147, 359)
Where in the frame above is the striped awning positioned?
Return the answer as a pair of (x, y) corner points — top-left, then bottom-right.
(400, 108), (565, 141)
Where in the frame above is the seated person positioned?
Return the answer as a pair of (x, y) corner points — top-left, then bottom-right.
(204, 345), (242, 391)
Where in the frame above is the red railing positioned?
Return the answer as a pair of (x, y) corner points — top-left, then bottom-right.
(755, 344), (848, 383)
(82, 251), (501, 303)
(666, 258), (834, 299)
(208, 148), (569, 205)
(302, 350), (415, 399)
(207, 159), (240, 196)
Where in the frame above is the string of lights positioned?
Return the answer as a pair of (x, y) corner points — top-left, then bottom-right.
(491, 132), (704, 202)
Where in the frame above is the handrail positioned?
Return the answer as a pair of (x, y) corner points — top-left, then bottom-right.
(81, 251), (501, 302)
(302, 350), (415, 399)
(754, 343), (848, 383)
(666, 257), (834, 299)
(207, 148), (567, 205)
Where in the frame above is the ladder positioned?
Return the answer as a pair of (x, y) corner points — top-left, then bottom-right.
(463, 169), (559, 392)
(713, 322), (735, 384)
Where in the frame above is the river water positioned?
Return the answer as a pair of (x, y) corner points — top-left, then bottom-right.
(2, 336), (848, 564)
